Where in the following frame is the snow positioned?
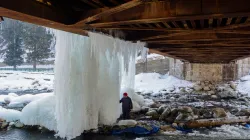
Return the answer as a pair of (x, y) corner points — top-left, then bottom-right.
(8, 93), (53, 108)
(0, 71), (53, 91)
(20, 94), (56, 131)
(240, 75), (250, 81)
(0, 65), (54, 69)
(136, 53), (165, 63)
(188, 125), (250, 139)
(54, 31), (146, 139)
(237, 74), (250, 96)
(0, 106), (21, 122)
(135, 73), (193, 96)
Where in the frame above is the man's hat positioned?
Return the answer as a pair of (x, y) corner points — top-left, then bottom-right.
(123, 92), (128, 96)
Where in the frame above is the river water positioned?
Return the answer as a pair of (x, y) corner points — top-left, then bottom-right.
(0, 129), (220, 140)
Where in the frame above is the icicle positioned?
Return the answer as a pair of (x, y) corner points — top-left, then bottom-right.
(54, 31), (147, 139)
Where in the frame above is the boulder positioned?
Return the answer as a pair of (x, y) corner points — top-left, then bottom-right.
(164, 108), (179, 123)
(1, 121), (8, 129)
(159, 107), (171, 120)
(217, 88), (238, 99)
(235, 109), (250, 116)
(141, 106), (149, 113)
(14, 121), (24, 128)
(229, 81), (237, 90)
(179, 106), (193, 114)
(145, 110), (159, 119)
(211, 95), (218, 99)
(208, 90), (215, 95)
(194, 85), (202, 91)
(157, 105), (168, 114)
(212, 108), (227, 118)
(175, 113), (194, 121)
(203, 86), (210, 91)
(118, 120), (137, 126)
(150, 103), (161, 108)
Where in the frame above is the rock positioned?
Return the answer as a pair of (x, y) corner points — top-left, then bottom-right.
(211, 95), (218, 99)
(229, 81), (237, 90)
(118, 120), (137, 126)
(160, 107), (171, 120)
(14, 121), (24, 128)
(160, 125), (176, 132)
(203, 86), (210, 91)
(212, 108), (227, 118)
(157, 105), (168, 114)
(208, 90), (215, 95)
(141, 106), (149, 113)
(163, 108), (178, 123)
(179, 106), (193, 114)
(145, 110), (159, 119)
(217, 88), (238, 99)
(177, 96), (188, 102)
(235, 109), (250, 116)
(9, 122), (15, 126)
(175, 113), (194, 121)
(1, 121), (9, 129)
(4, 97), (11, 104)
(172, 123), (178, 128)
(170, 97), (175, 101)
(167, 87), (175, 93)
(194, 85), (202, 91)
(150, 103), (161, 108)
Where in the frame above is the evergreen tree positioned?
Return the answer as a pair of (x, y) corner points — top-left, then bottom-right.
(23, 24), (55, 70)
(0, 19), (24, 69)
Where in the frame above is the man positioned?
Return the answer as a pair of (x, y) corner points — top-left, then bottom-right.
(120, 92), (133, 120)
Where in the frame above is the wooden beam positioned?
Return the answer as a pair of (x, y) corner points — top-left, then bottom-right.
(89, 12), (250, 27)
(147, 38), (250, 44)
(81, 0), (145, 24)
(80, 0), (100, 8)
(0, 8), (88, 36)
(141, 32), (191, 41)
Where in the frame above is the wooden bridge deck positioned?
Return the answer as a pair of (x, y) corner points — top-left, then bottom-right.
(1, 0), (250, 63)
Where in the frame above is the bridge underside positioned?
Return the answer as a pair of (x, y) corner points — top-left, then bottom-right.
(1, 0), (250, 63)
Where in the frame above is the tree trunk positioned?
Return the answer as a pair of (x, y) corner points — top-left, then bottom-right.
(33, 61), (36, 71)
(13, 65), (17, 70)
(184, 116), (250, 128)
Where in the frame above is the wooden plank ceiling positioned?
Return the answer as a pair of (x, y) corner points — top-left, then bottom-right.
(1, 0), (250, 63)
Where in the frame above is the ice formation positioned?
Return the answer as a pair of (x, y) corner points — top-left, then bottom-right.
(54, 31), (146, 139)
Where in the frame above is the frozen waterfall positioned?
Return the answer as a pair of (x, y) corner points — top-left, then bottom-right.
(54, 31), (147, 139)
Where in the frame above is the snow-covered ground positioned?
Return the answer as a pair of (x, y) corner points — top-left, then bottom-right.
(0, 71), (53, 92)
(0, 71), (250, 139)
(238, 75), (250, 96)
(135, 73), (193, 96)
(0, 65), (54, 69)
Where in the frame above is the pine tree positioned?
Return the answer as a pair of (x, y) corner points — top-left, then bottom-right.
(23, 24), (55, 70)
(1, 19), (24, 69)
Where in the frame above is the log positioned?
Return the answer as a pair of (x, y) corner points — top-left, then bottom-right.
(185, 116), (250, 128)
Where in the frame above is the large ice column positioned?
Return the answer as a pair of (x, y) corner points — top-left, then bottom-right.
(54, 31), (146, 139)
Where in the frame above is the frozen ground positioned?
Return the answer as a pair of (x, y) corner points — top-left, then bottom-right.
(0, 65), (54, 69)
(0, 71), (250, 139)
(0, 71), (53, 93)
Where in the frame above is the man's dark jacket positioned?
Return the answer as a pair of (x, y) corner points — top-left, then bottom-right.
(120, 97), (133, 111)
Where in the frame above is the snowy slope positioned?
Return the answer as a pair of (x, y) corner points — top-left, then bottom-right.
(0, 71), (53, 91)
(237, 75), (250, 96)
(135, 73), (193, 96)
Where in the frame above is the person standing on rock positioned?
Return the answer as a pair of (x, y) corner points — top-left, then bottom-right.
(120, 92), (133, 120)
